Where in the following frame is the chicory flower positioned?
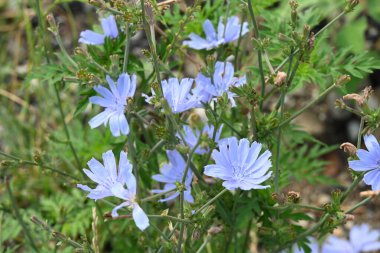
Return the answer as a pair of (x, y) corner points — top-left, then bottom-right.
(79, 15), (119, 45)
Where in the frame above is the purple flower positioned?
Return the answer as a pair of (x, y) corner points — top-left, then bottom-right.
(204, 137), (272, 190)
(183, 16), (248, 50)
(79, 15), (119, 45)
(193, 61), (246, 107)
(143, 78), (201, 113)
(89, 73), (136, 137)
(348, 134), (380, 190)
(322, 224), (380, 253)
(179, 124), (224, 155)
(77, 150), (149, 231)
(151, 150), (194, 203)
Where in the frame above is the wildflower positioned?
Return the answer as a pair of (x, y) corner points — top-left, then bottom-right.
(348, 135), (380, 190)
(89, 73), (136, 137)
(322, 224), (380, 253)
(152, 150), (194, 203)
(144, 78), (201, 113)
(79, 15), (118, 45)
(183, 16), (248, 50)
(204, 137), (272, 190)
(179, 124), (224, 155)
(193, 61), (246, 107)
(77, 150), (149, 231)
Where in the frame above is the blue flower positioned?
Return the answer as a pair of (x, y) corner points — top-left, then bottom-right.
(79, 15), (119, 45)
(89, 73), (136, 137)
(204, 137), (272, 190)
(193, 61), (246, 107)
(151, 150), (194, 203)
(183, 16), (248, 50)
(77, 150), (149, 231)
(348, 134), (380, 190)
(143, 78), (201, 113)
(322, 224), (380, 253)
(179, 124), (224, 155)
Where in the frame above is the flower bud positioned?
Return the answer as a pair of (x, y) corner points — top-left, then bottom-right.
(336, 75), (351, 86)
(208, 225), (223, 235)
(362, 86), (373, 100)
(344, 214), (355, 222)
(46, 14), (58, 35)
(287, 191), (300, 203)
(274, 71), (287, 86)
(340, 142), (357, 156)
(345, 0), (360, 13)
(360, 190), (380, 197)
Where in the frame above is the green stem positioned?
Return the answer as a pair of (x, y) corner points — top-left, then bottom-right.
(242, 218), (253, 253)
(176, 193), (185, 253)
(140, 188), (177, 202)
(194, 188), (229, 215)
(196, 236), (211, 253)
(126, 115), (140, 198)
(274, 11), (346, 73)
(55, 33), (78, 69)
(54, 81), (83, 176)
(345, 196), (374, 214)
(6, 179), (38, 251)
(122, 24), (131, 73)
(277, 82), (338, 128)
(247, 0), (266, 110)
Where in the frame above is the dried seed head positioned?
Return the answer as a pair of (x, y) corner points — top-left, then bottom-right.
(340, 142), (357, 156)
(208, 225), (223, 235)
(360, 190), (380, 197)
(344, 214), (355, 222)
(287, 191), (300, 203)
(343, 93), (365, 106)
(363, 86), (374, 100)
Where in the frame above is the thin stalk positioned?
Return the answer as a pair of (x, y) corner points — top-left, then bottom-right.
(274, 11), (346, 73)
(110, 214), (191, 224)
(6, 179), (38, 251)
(345, 196), (374, 214)
(140, 188), (178, 202)
(196, 236), (211, 253)
(247, 0), (266, 109)
(34, 0), (50, 63)
(54, 81), (83, 175)
(54, 32), (78, 69)
(277, 82), (338, 128)
(193, 188), (229, 215)
(122, 24), (131, 73)
(234, 14), (246, 69)
(176, 193), (185, 253)
(242, 218), (253, 253)
(126, 115), (140, 198)
(157, 223), (180, 253)
(274, 52), (294, 192)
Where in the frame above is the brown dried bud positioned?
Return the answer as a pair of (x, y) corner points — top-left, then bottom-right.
(340, 142), (357, 156)
(208, 225), (223, 235)
(344, 214), (355, 222)
(289, 0), (298, 9)
(362, 86), (373, 100)
(343, 93), (365, 106)
(46, 14), (58, 35)
(274, 72), (287, 86)
(308, 32), (315, 50)
(192, 229), (201, 240)
(336, 75), (351, 86)
(88, 0), (105, 7)
(335, 98), (346, 109)
(287, 191), (300, 203)
(360, 190), (380, 197)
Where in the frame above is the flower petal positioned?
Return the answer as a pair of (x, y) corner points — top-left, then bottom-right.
(132, 204), (149, 231)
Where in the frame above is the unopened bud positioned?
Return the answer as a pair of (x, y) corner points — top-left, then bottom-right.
(208, 225), (223, 235)
(344, 214), (355, 221)
(46, 14), (58, 35)
(336, 75), (351, 86)
(192, 229), (201, 240)
(335, 98), (346, 109)
(345, 0), (360, 13)
(274, 71), (287, 86)
(289, 0), (298, 9)
(360, 190), (380, 197)
(88, 0), (105, 7)
(33, 151), (43, 164)
(343, 93), (365, 106)
(362, 86), (373, 100)
(340, 142), (357, 156)
(287, 191), (300, 203)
